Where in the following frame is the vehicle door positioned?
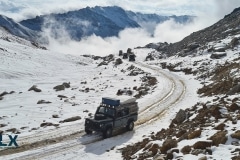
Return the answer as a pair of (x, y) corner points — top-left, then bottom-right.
(121, 108), (130, 126)
(114, 109), (124, 128)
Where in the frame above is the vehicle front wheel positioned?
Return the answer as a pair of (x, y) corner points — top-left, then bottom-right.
(103, 127), (112, 138)
(85, 129), (92, 134)
(126, 121), (134, 131)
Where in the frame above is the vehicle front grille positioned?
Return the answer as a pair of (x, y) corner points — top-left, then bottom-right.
(85, 119), (100, 129)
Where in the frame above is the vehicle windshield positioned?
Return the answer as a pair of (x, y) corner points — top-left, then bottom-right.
(97, 106), (115, 117)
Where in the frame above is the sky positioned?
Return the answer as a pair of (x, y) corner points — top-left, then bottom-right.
(1, 0), (240, 55)
(1, 0), (240, 21)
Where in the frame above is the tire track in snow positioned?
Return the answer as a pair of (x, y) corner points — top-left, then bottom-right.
(134, 62), (186, 126)
(0, 62), (186, 160)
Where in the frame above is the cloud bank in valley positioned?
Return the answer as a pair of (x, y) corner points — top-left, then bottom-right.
(44, 0), (240, 56)
(1, 0), (240, 56)
(45, 16), (213, 56)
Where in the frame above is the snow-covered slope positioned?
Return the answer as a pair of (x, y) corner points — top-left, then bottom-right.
(0, 15), (39, 41)
(90, 6), (140, 29)
(0, 26), (198, 159)
(0, 28), (147, 136)
(120, 7), (240, 160)
(0, 6), (240, 160)
(0, 26), (177, 150)
(127, 11), (194, 25)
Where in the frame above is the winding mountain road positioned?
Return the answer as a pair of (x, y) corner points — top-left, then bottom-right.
(1, 62), (186, 160)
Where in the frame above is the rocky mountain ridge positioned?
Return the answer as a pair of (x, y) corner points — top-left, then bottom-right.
(0, 6), (194, 43)
(121, 6), (240, 160)
(19, 6), (193, 41)
(146, 7), (240, 57)
(0, 15), (40, 41)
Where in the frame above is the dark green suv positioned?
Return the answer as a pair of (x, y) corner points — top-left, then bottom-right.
(85, 97), (138, 138)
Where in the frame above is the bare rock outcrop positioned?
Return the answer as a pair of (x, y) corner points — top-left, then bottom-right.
(28, 85), (42, 92)
(208, 131), (228, 146)
(60, 116), (81, 123)
(210, 52), (227, 59)
(37, 100), (52, 104)
(53, 82), (70, 91)
(231, 130), (240, 139)
(172, 109), (187, 124)
(160, 139), (178, 154)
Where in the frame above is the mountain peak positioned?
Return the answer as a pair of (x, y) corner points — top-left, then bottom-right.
(0, 6), (193, 42)
(224, 6), (240, 18)
(0, 14), (39, 41)
(145, 6), (240, 57)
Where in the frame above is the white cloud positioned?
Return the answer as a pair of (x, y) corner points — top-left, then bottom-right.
(47, 28), (154, 56)
(1, 0), (240, 21)
(1, 0), (240, 56)
(46, 16), (212, 56)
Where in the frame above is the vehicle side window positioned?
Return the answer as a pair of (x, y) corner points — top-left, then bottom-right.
(106, 108), (115, 117)
(98, 107), (104, 113)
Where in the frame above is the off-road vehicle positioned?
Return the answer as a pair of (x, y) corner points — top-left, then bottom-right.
(85, 97), (138, 138)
